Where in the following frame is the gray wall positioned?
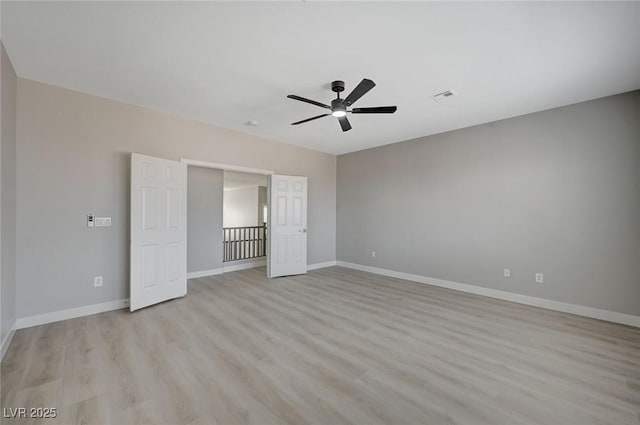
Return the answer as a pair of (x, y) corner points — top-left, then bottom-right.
(1, 42), (17, 343)
(16, 78), (336, 318)
(187, 166), (223, 273)
(337, 90), (640, 316)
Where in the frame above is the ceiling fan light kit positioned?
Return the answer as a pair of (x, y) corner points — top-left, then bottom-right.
(288, 79), (397, 132)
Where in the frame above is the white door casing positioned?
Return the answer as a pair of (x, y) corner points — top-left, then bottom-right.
(268, 175), (308, 278)
(130, 153), (187, 311)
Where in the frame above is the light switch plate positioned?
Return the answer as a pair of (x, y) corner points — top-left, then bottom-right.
(95, 217), (111, 227)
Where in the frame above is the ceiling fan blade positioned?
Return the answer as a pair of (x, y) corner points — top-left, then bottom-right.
(287, 95), (331, 110)
(338, 116), (352, 132)
(343, 79), (376, 107)
(291, 114), (330, 125)
(351, 106), (397, 114)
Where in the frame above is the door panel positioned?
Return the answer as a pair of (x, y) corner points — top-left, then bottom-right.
(166, 242), (180, 282)
(142, 188), (159, 230)
(277, 196), (287, 225)
(131, 153), (187, 311)
(166, 190), (180, 228)
(268, 175), (307, 278)
(142, 245), (159, 288)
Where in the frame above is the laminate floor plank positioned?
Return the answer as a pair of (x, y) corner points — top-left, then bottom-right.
(2, 266), (639, 425)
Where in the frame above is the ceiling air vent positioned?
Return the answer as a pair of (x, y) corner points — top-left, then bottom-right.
(432, 90), (457, 102)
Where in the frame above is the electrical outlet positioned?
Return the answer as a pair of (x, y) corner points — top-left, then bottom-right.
(94, 276), (103, 287)
(504, 268), (511, 278)
(371, 251), (376, 258)
(535, 273), (544, 283)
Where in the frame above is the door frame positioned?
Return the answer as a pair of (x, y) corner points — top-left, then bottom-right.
(180, 158), (274, 276)
(180, 158), (274, 176)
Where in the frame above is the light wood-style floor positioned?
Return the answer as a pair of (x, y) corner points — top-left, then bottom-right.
(2, 266), (639, 425)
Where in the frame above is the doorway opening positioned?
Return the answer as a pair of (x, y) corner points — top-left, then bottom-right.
(222, 171), (268, 264)
(183, 160), (273, 279)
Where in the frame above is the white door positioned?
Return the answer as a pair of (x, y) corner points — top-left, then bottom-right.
(268, 175), (307, 278)
(130, 153), (187, 311)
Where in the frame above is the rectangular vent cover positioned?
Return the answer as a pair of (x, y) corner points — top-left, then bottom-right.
(432, 90), (456, 101)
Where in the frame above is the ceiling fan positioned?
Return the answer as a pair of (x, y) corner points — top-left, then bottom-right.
(287, 79), (397, 132)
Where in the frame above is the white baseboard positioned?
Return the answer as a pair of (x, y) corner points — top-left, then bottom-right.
(189, 260), (337, 279)
(14, 299), (129, 330)
(187, 268), (223, 279)
(1, 326), (16, 362)
(187, 260), (267, 279)
(307, 260), (337, 271)
(223, 259), (266, 273)
(336, 261), (640, 328)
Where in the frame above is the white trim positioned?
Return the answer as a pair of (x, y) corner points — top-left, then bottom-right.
(307, 261), (337, 271)
(1, 326), (16, 362)
(223, 259), (266, 273)
(14, 299), (129, 330)
(336, 261), (640, 328)
(180, 158), (274, 175)
(188, 260), (336, 278)
(187, 260), (267, 279)
(187, 268), (223, 279)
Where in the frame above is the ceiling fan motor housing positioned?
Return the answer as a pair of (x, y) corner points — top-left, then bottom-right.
(331, 80), (345, 93)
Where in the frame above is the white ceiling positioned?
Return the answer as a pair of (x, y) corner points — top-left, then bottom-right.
(3, 1), (640, 155)
(224, 171), (268, 191)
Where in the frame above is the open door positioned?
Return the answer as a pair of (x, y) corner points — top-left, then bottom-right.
(268, 174), (308, 278)
(130, 153), (187, 311)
